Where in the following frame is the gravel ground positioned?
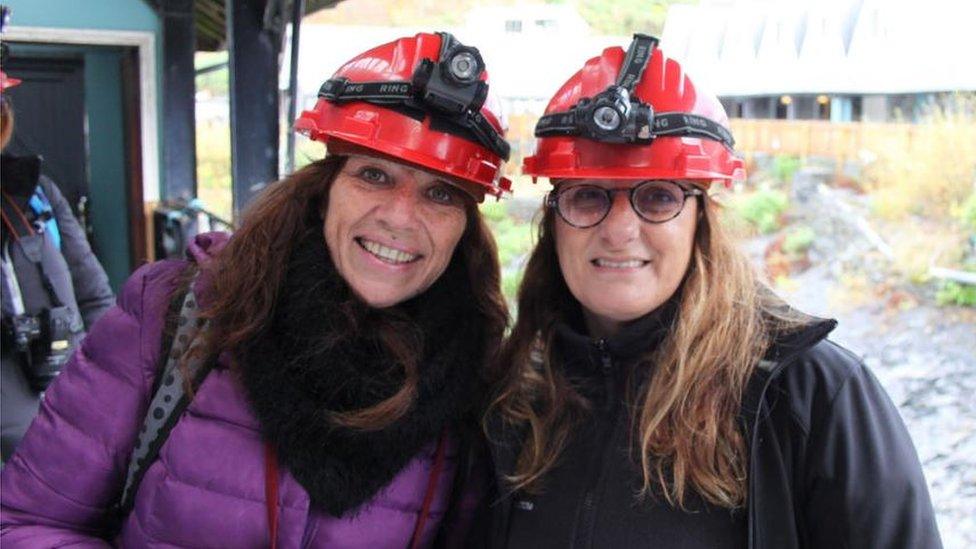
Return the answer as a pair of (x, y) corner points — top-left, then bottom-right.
(778, 265), (976, 549)
(759, 169), (976, 548)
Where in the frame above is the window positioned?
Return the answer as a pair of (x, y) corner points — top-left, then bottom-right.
(505, 20), (522, 33)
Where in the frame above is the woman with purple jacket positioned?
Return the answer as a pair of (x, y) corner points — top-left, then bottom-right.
(0, 32), (510, 548)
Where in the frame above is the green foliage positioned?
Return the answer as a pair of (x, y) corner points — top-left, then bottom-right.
(195, 121), (233, 222)
(956, 192), (976, 233)
(195, 52), (228, 96)
(864, 92), (976, 221)
(936, 281), (976, 307)
(772, 155), (801, 184)
(577, 0), (694, 36)
(479, 201), (509, 224)
(782, 225), (816, 255)
(483, 209), (534, 268)
(479, 202), (535, 303)
(728, 190), (789, 234)
(502, 270), (524, 303)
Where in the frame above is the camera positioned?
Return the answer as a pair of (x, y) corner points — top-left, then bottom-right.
(3, 306), (81, 391)
(7, 314), (41, 353)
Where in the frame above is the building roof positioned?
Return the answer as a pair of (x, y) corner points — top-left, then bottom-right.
(661, 0), (976, 96)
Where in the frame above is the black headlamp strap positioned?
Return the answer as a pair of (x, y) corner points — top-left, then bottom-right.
(652, 112), (736, 148)
(437, 31), (459, 59)
(317, 77), (511, 160)
(318, 78), (413, 104)
(534, 111), (580, 136)
(535, 110), (735, 150)
(616, 34), (658, 92)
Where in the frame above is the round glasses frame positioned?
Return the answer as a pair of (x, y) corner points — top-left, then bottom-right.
(546, 180), (703, 229)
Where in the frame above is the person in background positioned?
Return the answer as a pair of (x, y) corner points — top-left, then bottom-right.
(479, 35), (942, 548)
(1, 37), (114, 461)
(1, 32), (511, 547)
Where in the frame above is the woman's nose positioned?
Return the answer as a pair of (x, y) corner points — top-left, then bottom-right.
(598, 191), (640, 246)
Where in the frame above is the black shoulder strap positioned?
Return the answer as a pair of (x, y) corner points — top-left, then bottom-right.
(116, 281), (214, 514)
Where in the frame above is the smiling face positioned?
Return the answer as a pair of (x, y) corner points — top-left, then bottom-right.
(553, 179), (700, 337)
(324, 154), (471, 308)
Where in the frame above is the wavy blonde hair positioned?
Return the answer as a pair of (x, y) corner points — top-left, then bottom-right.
(488, 193), (804, 509)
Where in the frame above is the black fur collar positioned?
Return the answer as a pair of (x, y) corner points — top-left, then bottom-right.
(238, 227), (485, 517)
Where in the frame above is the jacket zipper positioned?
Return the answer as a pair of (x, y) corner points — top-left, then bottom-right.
(573, 339), (619, 549)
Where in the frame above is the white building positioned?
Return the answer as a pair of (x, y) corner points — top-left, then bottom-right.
(661, 0), (976, 121)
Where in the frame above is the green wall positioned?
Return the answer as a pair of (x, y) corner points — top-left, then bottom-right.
(85, 49), (132, 290)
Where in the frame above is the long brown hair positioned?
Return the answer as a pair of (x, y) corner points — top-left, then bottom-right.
(489, 194), (804, 509)
(195, 156), (508, 431)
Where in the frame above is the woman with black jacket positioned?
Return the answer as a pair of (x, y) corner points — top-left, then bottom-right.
(478, 35), (942, 548)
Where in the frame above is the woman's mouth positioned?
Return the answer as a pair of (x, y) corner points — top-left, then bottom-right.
(592, 258), (649, 269)
(356, 237), (421, 265)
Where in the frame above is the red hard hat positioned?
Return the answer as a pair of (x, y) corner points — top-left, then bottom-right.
(0, 70), (20, 92)
(295, 32), (512, 200)
(523, 37), (745, 186)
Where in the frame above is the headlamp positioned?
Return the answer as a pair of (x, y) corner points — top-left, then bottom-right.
(532, 34), (736, 151)
(411, 38), (488, 116)
(578, 85), (653, 144)
(445, 47), (484, 84)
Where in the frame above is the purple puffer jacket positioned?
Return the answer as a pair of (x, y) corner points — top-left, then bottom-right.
(1, 233), (478, 548)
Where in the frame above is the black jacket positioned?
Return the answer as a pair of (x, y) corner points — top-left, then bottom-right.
(477, 313), (943, 548)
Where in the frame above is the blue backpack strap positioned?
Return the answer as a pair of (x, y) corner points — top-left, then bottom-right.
(28, 185), (61, 251)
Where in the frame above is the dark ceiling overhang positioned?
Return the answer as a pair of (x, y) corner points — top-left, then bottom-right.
(142, 0), (345, 51)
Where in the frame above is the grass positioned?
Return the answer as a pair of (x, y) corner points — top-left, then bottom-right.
(725, 188), (789, 235)
(936, 281), (976, 307)
(863, 93), (976, 222)
(782, 225), (815, 255)
(480, 201), (535, 303)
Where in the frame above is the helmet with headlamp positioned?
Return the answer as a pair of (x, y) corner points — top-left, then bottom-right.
(524, 34), (745, 186)
(296, 32), (511, 200)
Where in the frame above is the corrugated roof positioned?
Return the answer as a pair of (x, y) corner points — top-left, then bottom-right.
(661, 0), (976, 95)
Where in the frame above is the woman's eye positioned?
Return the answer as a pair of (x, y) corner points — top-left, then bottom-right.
(426, 184), (460, 205)
(567, 187), (606, 207)
(357, 167), (390, 186)
(648, 191), (677, 203)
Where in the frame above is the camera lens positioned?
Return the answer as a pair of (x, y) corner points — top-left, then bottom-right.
(593, 106), (622, 131)
(449, 51), (480, 82)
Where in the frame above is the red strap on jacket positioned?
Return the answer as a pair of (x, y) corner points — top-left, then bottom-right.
(263, 430), (448, 549)
(265, 441), (280, 549)
(409, 429), (449, 549)
(0, 189), (36, 239)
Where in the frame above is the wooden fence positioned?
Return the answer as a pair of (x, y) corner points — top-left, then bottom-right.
(503, 114), (976, 175)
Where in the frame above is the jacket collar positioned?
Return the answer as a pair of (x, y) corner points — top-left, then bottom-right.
(740, 313), (838, 429)
(551, 299), (677, 378)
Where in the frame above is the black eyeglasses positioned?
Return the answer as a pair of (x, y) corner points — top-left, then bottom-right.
(547, 180), (702, 228)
